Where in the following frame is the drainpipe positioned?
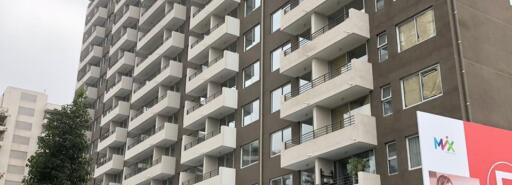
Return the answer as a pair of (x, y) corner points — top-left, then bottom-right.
(448, 0), (472, 121)
(259, 1), (265, 185)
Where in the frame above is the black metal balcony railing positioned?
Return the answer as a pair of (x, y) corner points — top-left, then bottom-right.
(96, 155), (114, 167)
(284, 115), (355, 149)
(190, 21), (224, 49)
(127, 124), (165, 150)
(124, 156), (165, 179)
(186, 90), (223, 114)
(283, 14), (349, 56)
(192, 0), (212, 18)
(182, 168), (220, 185)
(131, 92), (169, 120)
(183, 128), (221, 151)
(99, 127), (125, 141)
(188, 54), (224, 81)
(284, 62), (352, 101)
(316, 175), (358, 185)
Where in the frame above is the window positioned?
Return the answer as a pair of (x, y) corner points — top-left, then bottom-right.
(9, 150), (28, 160)
(18, 106), (35, 117)
(271, 83), (291, 113)
(20, 92), (37, 102)
(270, 174), (293, 185)
(407, 135), (422, 169)
(15, 120), (32, 131)
(401, 65), (442, 108)
(241, 140), (259, 168)
(381, 85), (393, 116)
(387, 142), (399, 175)
(377, 32), (388, 62)
(243, 99), (260, 126)
(244, 61), (260, 88)
(375, 0), (384, 11)
(7, 165), (25, 174)
(270, 127), (291, 156)
(271, 42), (291, 72)
(12, 135), (30, 145)
(245, 0), (261, 16)
(397, 9), (436, 51)
(245, 24), (261, 50)
(271, 8), (283, 33)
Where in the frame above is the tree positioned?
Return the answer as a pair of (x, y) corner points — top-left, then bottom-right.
(23, 90), (91, 185)
(347, 157), (368, 182)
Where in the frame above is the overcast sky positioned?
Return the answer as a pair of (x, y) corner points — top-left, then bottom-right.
(0, 0), (89, 105)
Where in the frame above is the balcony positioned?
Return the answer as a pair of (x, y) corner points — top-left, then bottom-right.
(280, 9), (369, 77)
(129, 91), (180, 131)
(123, 156), (176, 185)
(100, 101), (130, 127)
(132, 61), (183, 106)
(181, 167), (236, 185)
(86, 0), (108, 14)
(186, 51), (238, 96)
(109, 28), (138, 57)
(80, 46), (103, 70)
(104, 76), (133, 103)
(125, 123), (178, 162)
(280, 113), (377, 170)
(82, 26), (106, 49)
(97, 127), (128, 152)
(106, 51), (136, 80)
(94, 154), (125, 178)
(112, 6), (140, 34)
(137, 4), (186, 54)
(85, 7), (107, 32)
(76, 65), (100, 90)
(84, 86), (98, 104)
(189, 0), (240, 33)
(183, 87), (237, 130)
(136, 31), (184, 69)
(188, 16), (239, 64)
(281, 59), (373, 122)
(181, 126), (236, 166)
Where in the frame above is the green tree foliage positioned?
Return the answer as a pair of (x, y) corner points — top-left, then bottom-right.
(23, 90), (91, 185)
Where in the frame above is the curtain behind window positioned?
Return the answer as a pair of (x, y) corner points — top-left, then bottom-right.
(408, 136), (422, 168)
(398, 21), (417, 51)
(403, 75), (421, 107)
(417, 10), (436, 42)
(421, 68), (442, 99)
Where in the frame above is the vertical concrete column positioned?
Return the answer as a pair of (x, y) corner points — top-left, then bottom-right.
(313, 106), (332, 129)
(155, 115), (166, 130)
(207, 82), (222, 97)
(315, 158), (334, 185)
(210, 15), (223, 29)
(187, 68), (198, 80)
(205, 117), (220, 134)
(311, 13), (328, 34)
(208, 48), (222, 64)
(311, 59), (329, 79)
(150, 179), (163, 185)
(203, 156), (219, 174)
(153, 147), (166, 160)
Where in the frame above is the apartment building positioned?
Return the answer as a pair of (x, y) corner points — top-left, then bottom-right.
(78, 0), (512, 185)
(0, 87), (60, 185)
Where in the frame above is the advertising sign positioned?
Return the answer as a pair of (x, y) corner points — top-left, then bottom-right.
(417, 112), (512, 185)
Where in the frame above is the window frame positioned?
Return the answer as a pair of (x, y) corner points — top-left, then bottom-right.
(242, 99), (260, 126)
(377, 32), (388, 63)
(243, 61), (261, 88)
(271, 83), (291, 113)
(270, 127), (292, 157)
(396, 8), (437, 52)
(271, 7), (284, 33)
(270, 174), (293, 185)
(381, 85), (393, 116)
(400, 64), (443, 109)
(386, 141), (399, 175)
(240, 140), (259, 168)
(245, 0), (261, 16)
(375, 0), (384, 12)
(406, 135), (422, 170)
(244, 24), (261, 51)
(271, 42), (291, 72)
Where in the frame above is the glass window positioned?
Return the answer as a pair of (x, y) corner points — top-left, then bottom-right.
(244, 61), (260, 88)
(377, 32), (388, 62)
(271, 174), (293, 185)
(7, 165), (25, 174)
(15, 120), (33, 131)
(271, 127), (292, 156)
(387, 142), (399, 175)
(271, 83), (291, 113)
(245, 24), (261, 50)
(245, 0), (261, 16)
(300, 170), (315, 185)
(407, 135), (422, 169)
(20, 92), (37, 102)
(271, 8), (283, 33)
(243, 99), (260, 126)
(12, 135), (30, 145)
(18, 106), (35, 117)
(241, 140), (259, 168)
(381, 85), (393, 116)
(271, 42), (291, 72)
(401, 65), (442, 108)
(9, 150), (28, 160)
(397, 9), (436, 51)
(375, 0), (384, 11)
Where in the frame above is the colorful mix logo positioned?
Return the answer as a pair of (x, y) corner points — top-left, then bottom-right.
(434, 136), (455, 153)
